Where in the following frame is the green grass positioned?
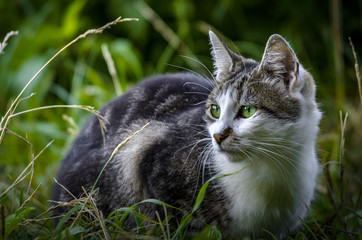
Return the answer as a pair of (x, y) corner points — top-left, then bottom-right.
(1, 1), (361, 239)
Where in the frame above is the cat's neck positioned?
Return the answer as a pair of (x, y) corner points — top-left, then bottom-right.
(212, 129), (318, 237)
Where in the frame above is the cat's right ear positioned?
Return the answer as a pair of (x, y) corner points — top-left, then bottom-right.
(209, 30), (234, 82)
(258, 34), (303, 95)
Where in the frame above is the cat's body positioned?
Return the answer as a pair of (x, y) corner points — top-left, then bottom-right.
(53, 31), (321, 238)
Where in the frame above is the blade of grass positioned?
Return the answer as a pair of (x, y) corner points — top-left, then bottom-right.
(20, 184), (42, 209)
(0, 31), (18, 54)
(339, 111), (352, 238)
(4, 129), (35, 194)
(116, 207), (158, 225)
(53, 205), (84, 236)
(155, 211), (167, 240)
(305, 203), (328, 239)
(53, 180), (99, 231)
(261, 228), (278, 240)
(0, 140), (54, 200)
(138, 199), (181, 211)
(163, 204), (170, 240)
(90, 122), (150, 193)
(53, 178), (77, 201)
(81, 187), (110, 240)
(102, 43), (123, 96)
(4, 206), (35, 239)
(171, 164), (250, 239)
(135, 1), (198, 69)
(58, 123), (150, 237)
(348, 38), (362, 107)
(8, 104), (107, 143)
(299, 218), (318, 240)
(331, 0), (345, 104)
(0, 205), (4, 240)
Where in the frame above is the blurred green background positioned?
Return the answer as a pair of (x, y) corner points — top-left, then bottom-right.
(0, 0), (361, 238)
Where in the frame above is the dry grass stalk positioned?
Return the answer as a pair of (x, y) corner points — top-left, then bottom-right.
(136, 1), (198, 69)
(0, 31), (18, 54)
(0, 17), (138, 145)
(4, 129), (35, 193)
(20, 184), (42, 209)
(90, 122), (150, 193)
(49, 123), (149, 238)
(305, 204), (328, 239)
(102, 43), (123, 96)
(348, 38), (362, 107)
(0, 140), (53, 199)
(338, 112), (354, 238)
(155, 211), (166, 240)
(10, 104), (107, 143)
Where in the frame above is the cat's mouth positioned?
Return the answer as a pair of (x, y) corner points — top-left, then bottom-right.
(213, 141), (251, 162)
(214, 142), (237, 155)
(216, 148), (247, 163)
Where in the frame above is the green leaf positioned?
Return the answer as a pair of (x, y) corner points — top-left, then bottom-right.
(5, 207), (35, 239)
(295, 232), (307, 240)
(299, 218), (318, 240)
(53, 205), (84, 236)
(62, 0), (87, 38)
(193, 164), (250, 214)
(140, 198), (181, 210)
(262, 228), (278, 240)
(172, 213), (193, 240)
(110, 39), (143, 81)
(192, 225), (222, 240)
(61, 225), (88, 238)
(192, 181), (210, 213)
(171, 165), (249, 240)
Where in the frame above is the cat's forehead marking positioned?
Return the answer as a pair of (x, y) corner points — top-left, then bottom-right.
(213, 71), (254, 102)
(209, 69), (301, 122)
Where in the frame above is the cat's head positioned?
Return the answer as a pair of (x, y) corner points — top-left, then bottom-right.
(206, 31), (321, 163)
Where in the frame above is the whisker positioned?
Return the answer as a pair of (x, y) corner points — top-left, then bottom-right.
(242, 143), (297, 181)
(192, 143), (213, 200)
(181, 138), (211, 171)
(191, 100), (207, 106)
(166, 63), (215, 88)
(183, 81), (212, 92)
(179, 55), (216, 82)
(184, 91), (209, 96)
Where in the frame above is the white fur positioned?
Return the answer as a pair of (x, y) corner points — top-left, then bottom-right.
(108, 120), (168, 207)
(208, 81), (321, 238)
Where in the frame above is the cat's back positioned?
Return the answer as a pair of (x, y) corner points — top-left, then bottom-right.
(53, 73), (212, 209)
(103, 72), (211, 127)
(62, 72), (210, 153)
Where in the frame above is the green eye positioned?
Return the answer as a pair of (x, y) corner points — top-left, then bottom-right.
(210, 104), (221, 118)
(241, 105), (257, 118)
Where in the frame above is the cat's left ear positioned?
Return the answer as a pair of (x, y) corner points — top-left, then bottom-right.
(209, 30), (237, 82)
(258, 34), (303, 94)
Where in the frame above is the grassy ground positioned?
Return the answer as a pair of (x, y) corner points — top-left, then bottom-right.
(0, 1), (361, 239)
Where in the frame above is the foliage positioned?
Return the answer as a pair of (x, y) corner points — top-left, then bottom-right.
(0, 0), (361, 239)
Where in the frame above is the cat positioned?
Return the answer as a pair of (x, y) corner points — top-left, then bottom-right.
(53, 30), (321, 239)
